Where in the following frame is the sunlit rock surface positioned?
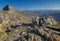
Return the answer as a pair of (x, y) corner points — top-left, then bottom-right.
(0, 5), (60, 41)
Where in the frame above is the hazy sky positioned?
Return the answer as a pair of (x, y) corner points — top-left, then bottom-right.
(0, 0), (60, 10)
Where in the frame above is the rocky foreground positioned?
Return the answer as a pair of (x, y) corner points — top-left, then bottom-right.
(1, 24), (60, 41)
(0, 5), (60, 41)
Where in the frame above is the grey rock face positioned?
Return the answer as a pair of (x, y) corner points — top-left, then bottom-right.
(45, 16), (57, 25)
(32, 16), (57, 26)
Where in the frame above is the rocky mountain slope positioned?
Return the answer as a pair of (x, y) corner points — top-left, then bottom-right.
(1, 5), (32, 24)
(0, 5), (60, 41)
(0, 5), (32, 41)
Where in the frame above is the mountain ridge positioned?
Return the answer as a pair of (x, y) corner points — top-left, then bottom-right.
(23, 10), (60, 21)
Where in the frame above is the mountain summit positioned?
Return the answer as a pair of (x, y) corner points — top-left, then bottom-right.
(3, 5), (15, 11)
(1, 5), (32, 24)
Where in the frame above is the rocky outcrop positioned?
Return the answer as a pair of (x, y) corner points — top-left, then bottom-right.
(32, 16), (57, 26)
(32, 16), (40, 26)
(45, 16), (57, 25)
(12, 25), (60, 41)
(0, 5), (60, 41)
(3, 5), (16, 11)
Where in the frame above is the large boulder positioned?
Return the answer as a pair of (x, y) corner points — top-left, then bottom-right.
(32, 17), (40, 26)
(39, 16), (57, 26)
(45, 16), (57, 25)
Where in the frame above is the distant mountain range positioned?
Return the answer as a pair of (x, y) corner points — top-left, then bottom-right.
(1, 5), (60, 22)
(23, 10), (60, 22)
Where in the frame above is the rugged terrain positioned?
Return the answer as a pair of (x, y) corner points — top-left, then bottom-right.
(0, 5), (60, 41)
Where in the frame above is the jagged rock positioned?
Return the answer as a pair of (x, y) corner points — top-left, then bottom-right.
(32, 16), (40, 26)
(45, 16), (57, 26)
(3, 5), (15, 11)
(39, 16), (57, 26)
(33, 16), (57, 26)
(35, 17), (40, 26)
